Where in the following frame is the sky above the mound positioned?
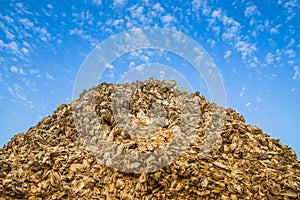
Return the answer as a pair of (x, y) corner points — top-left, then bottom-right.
(0, 0), (299, 158)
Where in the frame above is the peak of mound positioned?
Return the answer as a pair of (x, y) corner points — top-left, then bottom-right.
(0, 79), (299, 199)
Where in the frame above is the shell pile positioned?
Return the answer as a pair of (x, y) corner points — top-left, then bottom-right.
(0, 78), (299, 199)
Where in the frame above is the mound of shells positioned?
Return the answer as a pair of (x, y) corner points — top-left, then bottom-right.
(0, 78), (299, 199)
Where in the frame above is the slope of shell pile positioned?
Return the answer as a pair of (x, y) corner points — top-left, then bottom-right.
(0, 78), (299, 199)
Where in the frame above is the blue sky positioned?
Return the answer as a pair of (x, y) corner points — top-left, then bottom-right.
(0, 0), (299, 158)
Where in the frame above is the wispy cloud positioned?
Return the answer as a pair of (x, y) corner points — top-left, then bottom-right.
(244, 4), (260, 17)
(19, 18), (34, 28)
(292, 66), (300, 79)
(283, 0), (299, 21)
(224, 50), (231, 59)
(266, 53), (275, 64)
(245, 102), (251, 107)
(284, 49), (296, 58)
(153, 3), (165, 12)
(161, 14), (173, 24)
(192, 0), (211, 16)
(4, 29), (15, 40)
(92, 0), (102, 6)
(10, 66), (25, 75)
(69, 28), (99, 46)
(235, 41), (257, 60)
(7, 41), (20, 55)
(113, 0), (126, 7)
(240, 86), (246, 97)
(46, 73), (55, 81)
(223, 19), (241, 38)
(47, 4), (53, 9)
(7, 83), (34, 109)
(270, 24), (282, 34)
(8, 84), (25, 102)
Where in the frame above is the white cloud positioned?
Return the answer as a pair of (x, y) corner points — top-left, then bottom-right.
(221, 16), (241, 41)
(8, 41), (19, 54)
(92, 0), (102, 6)
(105, 63), (114, 69)
(248, 56), (259, 68)
(159, 70), (166, 79)
(5, 30), (15, 40)
(153, 3), (164, 12)
(36, 27), (50, 42)
(29, 69), (39, 75)
(8, 84), (26, 101)
(270, 24), (281, 34)
(222, 15), (239, 27)
(244, 5), (260, 17)
(129, 61), (135, 68)
(140, 55), (150, 63)
(4, 15), (14, 24)
(224, 50), (231, 59)
(240, 86), (246, 97)
(275, 49), (282, 62)
(211, 9), (222, 19)
(161, 14), (173, 24)
(47, 4), (53, 9)
(129, 5), (144, 20)
(284, 49), (296, 58)
(21, 47), (29, 54)
(69, 28), (99, 45)
(270, 28), (279, 34)
(19, 18), (34, 28)
(288, 60), (295, 66)
(256, 20), (270, 32)
(192, 0), (211, 16)
(113, 0), (126, 7)
(292, 66), (300, 79)
(266, 53), (274, 64)
(283, 0), (298, 21)
(19, 68), (25, 75)
(245, 102), (251, 107)
(10, 66), (18, 73)
(290, 87), (295, 92)
(192, 0), (201, 10)
(286, 38), (295, 48)
(112, 19), (124, 28)
(235, 41), (257, 60)
(10, 65), (25, 75)
(16, 3), (23, 8)
(46, 73), (55, 81)
(135, 64), (145, 73)
(207, 39), (216, 47)
(249, 18), (255, 26)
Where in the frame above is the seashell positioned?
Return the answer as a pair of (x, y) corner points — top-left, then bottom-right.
(73, 180), (85, 193)
(229, 142), (237, 152)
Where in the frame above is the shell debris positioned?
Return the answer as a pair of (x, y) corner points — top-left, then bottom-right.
(0, 78), (299, 199)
